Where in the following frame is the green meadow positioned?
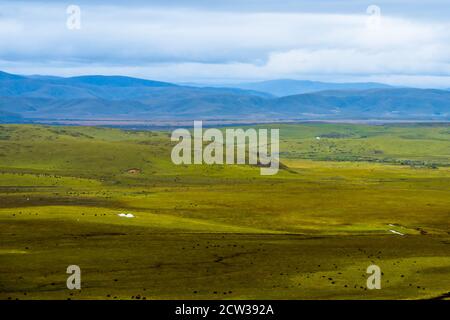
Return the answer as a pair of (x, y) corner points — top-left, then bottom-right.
(0, 123), (449, 300)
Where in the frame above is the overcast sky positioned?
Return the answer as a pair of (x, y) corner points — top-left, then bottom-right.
(1, 0), (450, 87)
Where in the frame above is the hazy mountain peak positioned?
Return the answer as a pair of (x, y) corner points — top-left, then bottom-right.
(64, 75), (177, 87)
(231, 79), (395, 96)
(0, 71), (26, 80)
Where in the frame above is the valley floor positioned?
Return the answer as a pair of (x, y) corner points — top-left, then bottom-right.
(0, 123), (449, 299)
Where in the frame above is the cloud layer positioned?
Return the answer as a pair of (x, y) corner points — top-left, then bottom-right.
(1, 1), (450, 87)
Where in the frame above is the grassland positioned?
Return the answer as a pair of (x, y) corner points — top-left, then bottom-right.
(0, 123), (449, 300)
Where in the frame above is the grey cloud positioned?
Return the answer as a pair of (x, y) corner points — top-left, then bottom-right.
(0, 1), (449, 86)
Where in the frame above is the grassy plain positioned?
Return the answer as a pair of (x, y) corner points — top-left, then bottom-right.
(0, 123), (449, 299)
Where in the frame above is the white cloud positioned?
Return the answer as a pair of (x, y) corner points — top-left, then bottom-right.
(0, 2), (449, 86)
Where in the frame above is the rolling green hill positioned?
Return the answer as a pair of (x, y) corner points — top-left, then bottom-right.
(0, 123), (449, 300)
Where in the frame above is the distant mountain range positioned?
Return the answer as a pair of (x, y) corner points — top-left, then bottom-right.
(188, 79), (395, 97)
(0, 71), (449, 122)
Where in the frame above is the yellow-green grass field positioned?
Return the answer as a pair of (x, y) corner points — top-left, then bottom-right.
(0, 123), (449, 300)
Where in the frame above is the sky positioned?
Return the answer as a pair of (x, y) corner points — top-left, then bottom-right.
(0, 0), (450, 87)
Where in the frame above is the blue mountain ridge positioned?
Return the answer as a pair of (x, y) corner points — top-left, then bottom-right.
(0, 71), (449, 121)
